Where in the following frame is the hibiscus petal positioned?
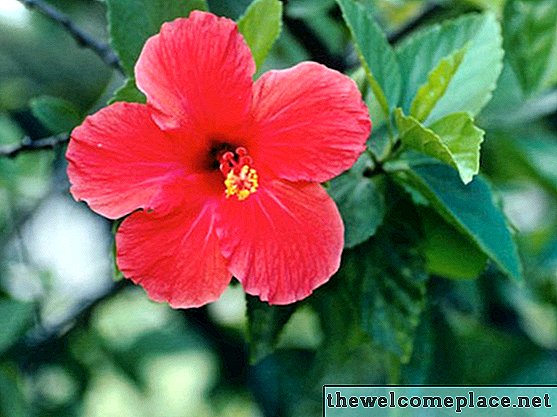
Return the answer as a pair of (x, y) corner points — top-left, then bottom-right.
(135, 11), (255, 135)
(250, 62), (371, 183)
(216, 180), (343, 304)
(67, 103), (193, 219)
(116, 176), (230, 308)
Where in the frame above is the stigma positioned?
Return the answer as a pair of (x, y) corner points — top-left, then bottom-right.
(219, 147), (259, 201)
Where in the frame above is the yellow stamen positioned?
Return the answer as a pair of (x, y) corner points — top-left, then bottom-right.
(224, 165), (259, 201)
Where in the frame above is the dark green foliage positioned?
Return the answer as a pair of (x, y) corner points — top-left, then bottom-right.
(328, 153), (386, 248)
(30, 96), (82, 134)
(313, 196), (428, 364)
(246, 295), (296, 363)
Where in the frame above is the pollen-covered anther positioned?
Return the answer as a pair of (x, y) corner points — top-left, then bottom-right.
(219, 147), (259, 200)
(224, 165), (259, 200)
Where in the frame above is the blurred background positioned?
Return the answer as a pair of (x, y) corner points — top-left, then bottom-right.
(0, 0), (556, 416)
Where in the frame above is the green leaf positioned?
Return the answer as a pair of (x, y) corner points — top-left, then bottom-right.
(237, 0), (283, 70)
(431, 308), (543, 384)
(390, 162), (522, 281)
(427, 113), (485, 183)
(107, 0), (208, 75)
(513, 133), (557, 197)
(336, 0), (401, 114)
(111, 219), (124, 281)
(328, 154), (386, 248)
(0, 298), (33, 355)
(479, 61), (525, 126)
(459, 0), (506, 14)
(286, 0), (336, 18)
(395, 109), (484, 184)
(368, 125), (392, 161)
(489, 126), (557, 197)
(350, 67), (388, 130)
(0, 366), (28, 417)
(507, 355), (557, 384)
(400, 311), (434, 384)
(504, 0), (557, 95)
(305, 12), (345, 57)
(284, 0), (343, 57)
(310, 340), (389, 389)
(395, 110), (457, 175)
(206, 0), (252, 20)
(420, 210), (487, 279)
(313, 202), (428, 363)
(481, 61), (557, 127)
(409, 45), (467, 122)
(346, 237), (427, 363)
(30, 96), (82, 134)
(251, 349), (324, 417)
(396, 13), (503, 122)
(246, 295), (296, 364)
(258, 26), (309, 72)
(109, 78), (146, 104)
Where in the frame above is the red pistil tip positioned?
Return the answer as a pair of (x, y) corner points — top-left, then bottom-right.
(221, 151), (234, 162)
(240, 155), (253, 166)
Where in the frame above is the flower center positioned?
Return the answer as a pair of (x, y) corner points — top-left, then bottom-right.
(219, 147), (259, 201)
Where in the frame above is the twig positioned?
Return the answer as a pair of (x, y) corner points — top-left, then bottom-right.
(0, 134), (69, 158)
(17, 0), (124, 74)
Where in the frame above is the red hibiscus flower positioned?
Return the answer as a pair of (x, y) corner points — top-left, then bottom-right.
(66, 11), (371, 307)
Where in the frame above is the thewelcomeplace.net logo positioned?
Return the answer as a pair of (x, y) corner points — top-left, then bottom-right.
(323, 386), (557, 417)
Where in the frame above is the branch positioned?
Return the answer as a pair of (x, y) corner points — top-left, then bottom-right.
(0, 134), (69, 158)
(17, 0), (124, 74)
